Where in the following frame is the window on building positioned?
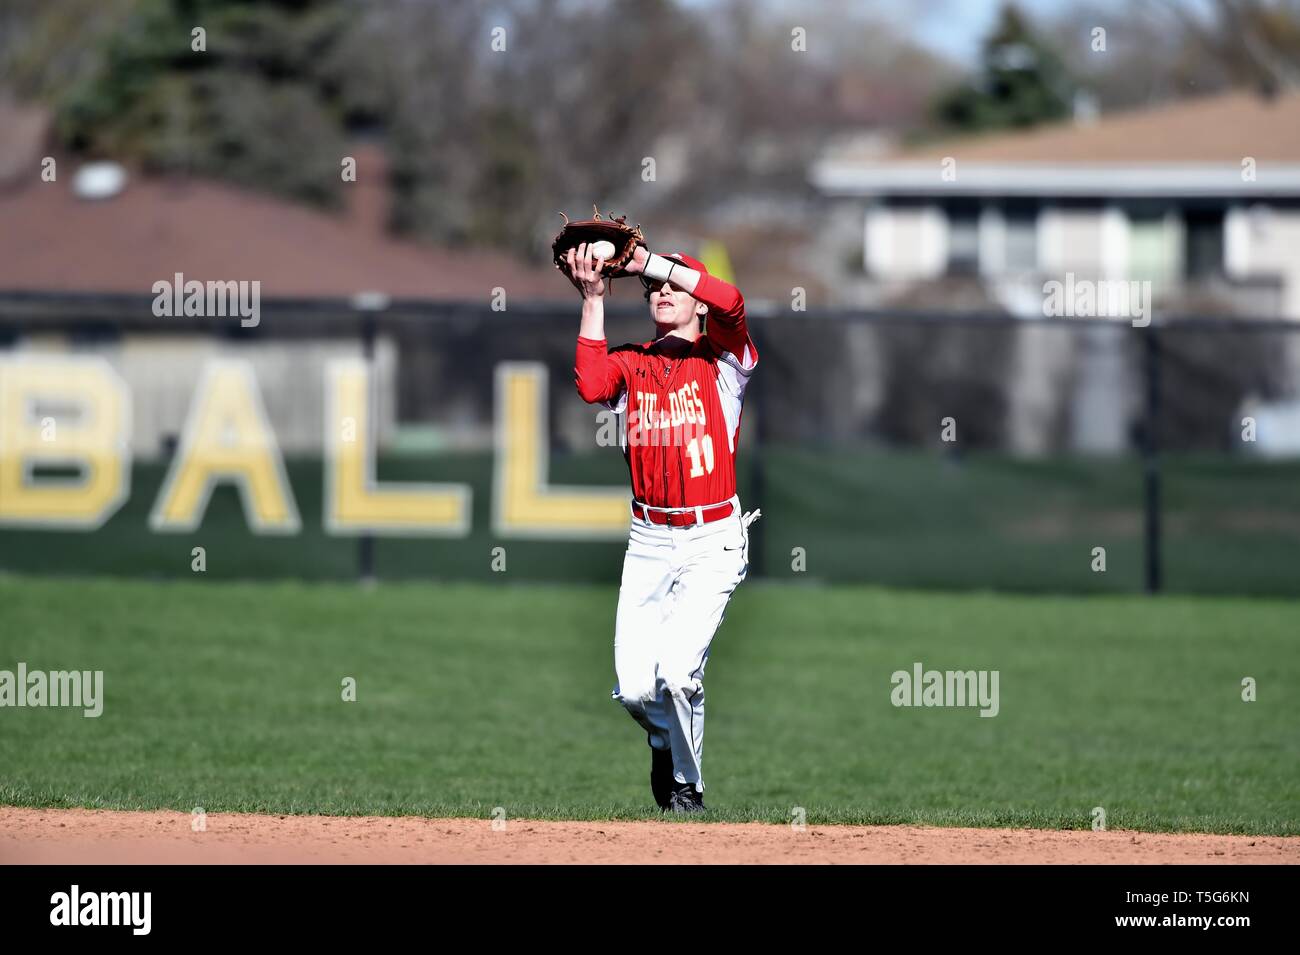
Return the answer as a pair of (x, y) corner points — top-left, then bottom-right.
(1004, 203), (1038, 273)
(1184, 209), (1225, 280)
(947, 206), (979, 276)
(1128, 210), (1178, 284)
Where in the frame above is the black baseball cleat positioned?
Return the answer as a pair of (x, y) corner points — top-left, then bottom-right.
(667, 782), (706, 814)
(650, 745), (674, 810)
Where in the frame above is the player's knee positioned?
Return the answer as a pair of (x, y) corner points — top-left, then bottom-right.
(657, 671), (702, 704)
(613, 676), (657, 707)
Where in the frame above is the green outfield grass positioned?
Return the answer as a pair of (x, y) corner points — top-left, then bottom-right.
(1, 575), (1296, 833)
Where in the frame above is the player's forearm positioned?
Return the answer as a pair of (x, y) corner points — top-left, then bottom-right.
(687, 271), (750, 360)
(579, 295), (605, 340)
(689, 273), (744, 322)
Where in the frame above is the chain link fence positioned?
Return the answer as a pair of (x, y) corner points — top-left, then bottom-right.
(1, 293), (1297, 595)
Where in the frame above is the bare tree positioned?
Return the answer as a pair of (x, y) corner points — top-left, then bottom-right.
(1057, 0), (1300, 109)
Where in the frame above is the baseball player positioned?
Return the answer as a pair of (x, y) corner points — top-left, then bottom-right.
(568, 241), (759, 813)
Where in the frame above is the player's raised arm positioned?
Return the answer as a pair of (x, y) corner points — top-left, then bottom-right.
(567, 242), (628, 403)
(626, 246), (754, 366)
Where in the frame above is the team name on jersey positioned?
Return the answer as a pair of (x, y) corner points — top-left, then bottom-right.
(626, 381), (711, 449)
(633, 381), (706, 430)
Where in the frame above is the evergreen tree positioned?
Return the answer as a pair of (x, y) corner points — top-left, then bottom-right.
(932, 3), (1073, 134)
(56, 0), (375, 207)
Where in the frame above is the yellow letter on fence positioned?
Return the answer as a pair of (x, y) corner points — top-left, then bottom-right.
(0, 355), (130, 528)
(493, 362), (628, 539)
(324, 358), (470, 535)
(150, 360), (299, 533)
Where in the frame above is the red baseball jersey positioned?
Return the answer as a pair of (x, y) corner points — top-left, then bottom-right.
(574, 273), (758, 508)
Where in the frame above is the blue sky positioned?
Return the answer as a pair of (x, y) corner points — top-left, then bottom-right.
(683, 0), (1122, 66)
(907, 0), (1080, 63)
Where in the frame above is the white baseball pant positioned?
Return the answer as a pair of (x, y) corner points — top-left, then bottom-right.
(611, 497), (758, 792)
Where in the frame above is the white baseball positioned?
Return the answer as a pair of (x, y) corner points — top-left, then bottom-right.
(589, 240), (616, 261)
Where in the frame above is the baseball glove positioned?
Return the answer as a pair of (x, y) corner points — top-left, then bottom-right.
(552, 205), (644, 294)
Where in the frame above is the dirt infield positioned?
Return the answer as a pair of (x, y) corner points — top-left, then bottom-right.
(2, 808), (1297, 864)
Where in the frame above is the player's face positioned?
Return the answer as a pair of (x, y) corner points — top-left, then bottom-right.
(645, 280), (703, 332)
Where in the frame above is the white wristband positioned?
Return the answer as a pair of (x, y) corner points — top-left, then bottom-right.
(642, 253), (675, 284)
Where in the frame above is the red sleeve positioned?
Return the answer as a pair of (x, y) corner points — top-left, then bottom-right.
(696, 274), (756, 366)
(574, 336), (627, 404)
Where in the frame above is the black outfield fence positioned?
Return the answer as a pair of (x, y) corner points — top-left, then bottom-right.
(1, 292), (1297, 596)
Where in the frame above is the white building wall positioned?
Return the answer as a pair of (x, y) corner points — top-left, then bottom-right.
(867, 205), (946, 279)
(1227, 205), (1300, 319)
(1039, 208), (1108, 277)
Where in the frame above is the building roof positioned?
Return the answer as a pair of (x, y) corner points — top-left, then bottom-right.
(812, 89), (1300, 198)
(0, 138), (564, 301)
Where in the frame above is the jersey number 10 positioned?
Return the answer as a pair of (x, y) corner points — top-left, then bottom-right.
(686, 434), (715, 477)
